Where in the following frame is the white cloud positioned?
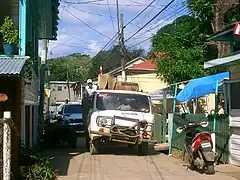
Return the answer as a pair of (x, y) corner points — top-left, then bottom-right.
(86, 40), (101, 57)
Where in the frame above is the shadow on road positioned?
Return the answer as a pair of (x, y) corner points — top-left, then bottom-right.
(98, 143), (161, 156)
(41, 137), (162, 176)
(41, 137), (87, 176)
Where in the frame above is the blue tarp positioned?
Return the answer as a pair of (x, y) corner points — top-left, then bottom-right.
(176, 72), (229, 102)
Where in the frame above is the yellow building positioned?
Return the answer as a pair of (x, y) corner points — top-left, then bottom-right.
(109, 57), (168, 94)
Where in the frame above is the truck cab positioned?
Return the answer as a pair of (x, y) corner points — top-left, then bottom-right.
(87, 89), (154, 155)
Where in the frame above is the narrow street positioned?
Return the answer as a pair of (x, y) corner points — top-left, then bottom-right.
(42, 137), (237, 180)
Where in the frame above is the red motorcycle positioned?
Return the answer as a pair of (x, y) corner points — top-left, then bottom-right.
(176, 121), (217, 174)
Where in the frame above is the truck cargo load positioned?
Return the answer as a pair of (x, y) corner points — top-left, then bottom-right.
(97, 74), (139, 91)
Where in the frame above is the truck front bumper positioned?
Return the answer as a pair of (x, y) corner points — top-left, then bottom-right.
(90, 127), (155, 144)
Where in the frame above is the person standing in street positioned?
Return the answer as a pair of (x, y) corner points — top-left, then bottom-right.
(84, 79), (97, 98)
(82, 79), (97, 150)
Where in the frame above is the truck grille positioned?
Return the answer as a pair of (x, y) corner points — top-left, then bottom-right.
(69, 119), (82, 123)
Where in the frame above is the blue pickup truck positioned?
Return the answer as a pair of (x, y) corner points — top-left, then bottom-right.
(44, 103), (84, 148)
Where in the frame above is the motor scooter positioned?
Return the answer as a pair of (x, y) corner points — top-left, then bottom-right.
(176, 121), (217, 175)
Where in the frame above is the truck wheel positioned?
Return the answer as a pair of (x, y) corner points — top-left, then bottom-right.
(86, 134), (90, 151)
(68, 135), (77, 149)
(205, 164), (215, 175)
(90, 140), (99, 155)
(137, 142), (148, 156)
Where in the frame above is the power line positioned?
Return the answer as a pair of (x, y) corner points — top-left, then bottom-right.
(132, 0), (161, 26)
(65, 0), (104, 4)
(97, 33), (119, 53)
(124, 0), (157, 28)
(130, 3), (187, 40)
(66, 1), (178, 8)
(129, 13), (205, 49)
(96, 0), (162, 53)
(65, 8), (111, 39)
(125, 0), (176, 42)
(71, 6), (115, 18)
(92, 0), (174, 57)
(106, 0), (116, 33)
(135, 5), (188, 38)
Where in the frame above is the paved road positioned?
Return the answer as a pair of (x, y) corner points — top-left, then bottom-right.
(42, 137), (237, 180)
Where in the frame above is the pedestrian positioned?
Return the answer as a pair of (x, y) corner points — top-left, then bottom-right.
(84, 79), (97, 98)
(65, 99), (69, 104)
(82, 79), (97, 151)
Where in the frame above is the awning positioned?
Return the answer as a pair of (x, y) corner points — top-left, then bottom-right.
(176, 72), (229, 102)
(0, 57), (29, 75)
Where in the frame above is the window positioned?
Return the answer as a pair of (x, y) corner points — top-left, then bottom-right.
(57, 86), (62, 91)
(96, 92), (150, 113)
(230, 82), (240, 109)
(63, 104), (83, 113)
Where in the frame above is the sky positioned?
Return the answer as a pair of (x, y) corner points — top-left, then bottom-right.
(43, 0), (189, 59)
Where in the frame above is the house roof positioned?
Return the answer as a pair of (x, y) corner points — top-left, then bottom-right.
(129, 59), (157, 70)
(108, 56), (147, 75)
(0, 56), (29, 75)
(204, 51), (240, 69)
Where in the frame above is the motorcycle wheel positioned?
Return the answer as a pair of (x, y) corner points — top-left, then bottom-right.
(205, 164), (215, 175)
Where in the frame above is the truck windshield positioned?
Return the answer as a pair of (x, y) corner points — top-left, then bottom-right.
(64, 104), (83, 114)
(96, 93), (150, 113)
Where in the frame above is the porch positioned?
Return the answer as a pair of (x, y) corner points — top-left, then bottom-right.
(204, 23), (240, 166)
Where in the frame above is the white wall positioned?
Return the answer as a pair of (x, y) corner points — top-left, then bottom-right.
(49, 82), (76, 103)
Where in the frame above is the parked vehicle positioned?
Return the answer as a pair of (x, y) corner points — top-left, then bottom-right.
(176, 121), (217, 174)
(86, 90), (155, 155)
(44, 103), (84, 148)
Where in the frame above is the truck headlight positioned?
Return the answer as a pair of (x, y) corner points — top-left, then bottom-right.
(96, 116), (113, 127)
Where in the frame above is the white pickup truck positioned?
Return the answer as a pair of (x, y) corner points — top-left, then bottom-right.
(87, 89), (155, 155)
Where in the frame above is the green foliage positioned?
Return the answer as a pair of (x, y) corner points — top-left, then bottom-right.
(88, 45), (145, 79)
(0, 16), (19, 44)
(24, 58), (34, 80)
(187, 0), (213, 21)
(47, 53), (91, 83)
(224, 6), (240, 25)
(26, 156), (58, 180)
(151, 15), (211, 84)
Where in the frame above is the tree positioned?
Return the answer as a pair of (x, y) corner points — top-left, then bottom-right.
(88, 45), (145, 79)
(47, 53), (91, 83)
(151, 15), (211, 84)
(188, 0), (239, 31)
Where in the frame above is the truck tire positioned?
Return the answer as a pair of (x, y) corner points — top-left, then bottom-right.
(86, 133), (90, 151)
(90, 140), (99, 155)
(205, 164), (215, 175)
(137, 142), (148, 156)
(68, 135), (77, 149)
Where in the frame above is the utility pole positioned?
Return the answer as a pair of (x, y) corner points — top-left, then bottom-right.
(39, 39), (48, 127)
(66, 64), (71, 101)
(119, 13), (126, 82)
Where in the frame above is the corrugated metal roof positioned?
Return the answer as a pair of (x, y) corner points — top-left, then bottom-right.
(0, 57), (29, 75)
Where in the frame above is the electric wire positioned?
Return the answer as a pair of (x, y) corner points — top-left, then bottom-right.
(125, 0), (176, 42)
(106, 0), (116, 33)
(64, 8), (111, 39)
